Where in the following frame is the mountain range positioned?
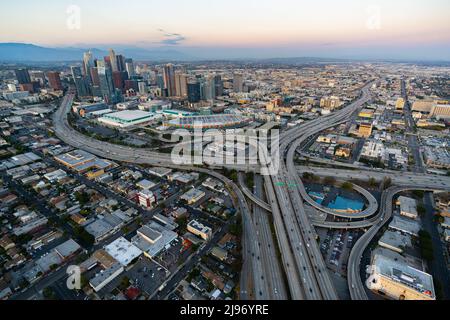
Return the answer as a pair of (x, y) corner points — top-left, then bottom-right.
(0, 43), (193, 62)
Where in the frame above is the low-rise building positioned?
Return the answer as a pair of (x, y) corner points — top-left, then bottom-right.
(378, 230), (412, 254)
(397, 196), (418, 220)
(89, 262), (124, 292)
(181, 188), (206, 205)
(366, 251), (435, 300)
(187, 220), (212, 241)
(132, 222), (178, 258)
(104, 237), (142, 267)
(389, 216), (421, 237)
(136, 190), (156, 209)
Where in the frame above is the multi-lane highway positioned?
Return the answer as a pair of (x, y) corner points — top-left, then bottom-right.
(252, 173), (288, 299)
(347, 186), (443, 300)
(53, 94), (271, 300)
(296, 165), (450, 190)
(256, 83), (374, 300)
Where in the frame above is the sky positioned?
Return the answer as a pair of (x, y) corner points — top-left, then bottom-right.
(1, 0), (450, 60)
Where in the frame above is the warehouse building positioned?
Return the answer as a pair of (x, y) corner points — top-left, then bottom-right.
(396, 196), (418, 220)
(104, 237), (142, 267)
(378, 230), (412, 254)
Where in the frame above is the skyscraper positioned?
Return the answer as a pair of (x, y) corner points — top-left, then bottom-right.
(47, 71), (63, 91)
(112, 71), (125, 92)
(214, 74), (224, 97)
(116, 55), (126, 72)
(83, 51), (95, 79)
(138, 81), (148, 95)
(14, 68), (31, 84)
(71, 66), (90, 97)
(175, 72), (188, 97)
(109, 49), (119, 72)
(203, 76), (216, 101)
(90, 67), (101, 86)
(98, 66), (115, 103)
(233, 73), (244, 93)
(125, 59), (135, 78)
(163, 64), (176, 97)
(71, 66), (83, 79)
(187, 81), (201, 103)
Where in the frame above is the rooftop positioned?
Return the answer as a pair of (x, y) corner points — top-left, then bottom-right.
(104, 237), (142, 266)
(371, 252), (435, 299)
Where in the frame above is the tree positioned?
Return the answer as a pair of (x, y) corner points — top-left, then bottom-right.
(119, 276), (130, 291)
(412, 190), (425, 199)
(418, 230), (434, 262)
(323, 176), (336, 186)
(43, 287), (56, 300)
(75, 191), (89, 206)
(368, 177), (377, 188)
(417, 204), (427, 217)
(434, 214), (445, 224)
(383, 177), (392, 190)
(341, 182), (353, 191)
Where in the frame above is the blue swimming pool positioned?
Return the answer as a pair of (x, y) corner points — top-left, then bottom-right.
(327, 196), (364, 211)
(308, 192), (364, 211)
(308, 191), (325, 205)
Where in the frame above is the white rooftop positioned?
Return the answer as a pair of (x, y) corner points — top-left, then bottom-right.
(104, 110), (153, 121)
(104, 237), (142, 266)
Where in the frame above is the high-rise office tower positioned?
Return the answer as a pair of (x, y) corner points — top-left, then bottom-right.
(214, 74), (224, 97)
(203, 76), (216, 101)
(90, 67), (100, 86)
(124, 80), (139, 92)
(125, 59), (135, 78)
(116, 55), (126, 72)
(98, 66), (115, 103)
(47, 71), (64, 91)
(83, 51), (95, 79)
(71, 66), (83, 79)
(109, 49), (119, 72)
(138, 81), (148, 95)
(233, 73), (244, 92)
(72, 66), (91, 97)
(103, 56), (112, 70)
(14, 68), (31, 84)
(163, 64), (176, 97)
(187, 81), (201, 103)
(175, 72), (188, 97)
(74, 77), (90, 97)
(112, 71), (125, 91)
(29, 71), (46, 86)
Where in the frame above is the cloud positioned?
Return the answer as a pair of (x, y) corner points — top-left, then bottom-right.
(157, 28), (186, 46)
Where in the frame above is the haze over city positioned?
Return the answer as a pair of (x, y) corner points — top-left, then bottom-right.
(1, 0), (450, 60)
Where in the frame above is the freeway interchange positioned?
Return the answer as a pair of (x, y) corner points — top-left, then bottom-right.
(52, 82), (448, 300)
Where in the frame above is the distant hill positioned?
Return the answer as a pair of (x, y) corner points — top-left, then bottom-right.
(0, 43), (193, 62)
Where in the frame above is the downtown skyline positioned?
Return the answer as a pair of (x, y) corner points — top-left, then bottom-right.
(1, 0), (450, 61)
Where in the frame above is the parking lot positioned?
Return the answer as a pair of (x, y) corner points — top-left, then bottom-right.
(319, 229), (362, 276)
(126, 257), (169, 296)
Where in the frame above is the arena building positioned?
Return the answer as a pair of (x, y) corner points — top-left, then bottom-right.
(98, 110), (161, 128)
(166, 114), (251, 130)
